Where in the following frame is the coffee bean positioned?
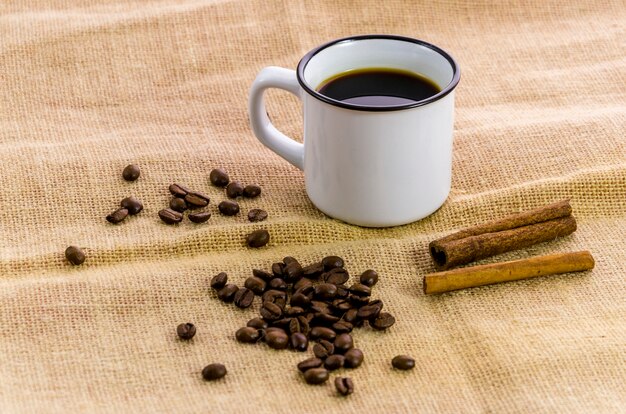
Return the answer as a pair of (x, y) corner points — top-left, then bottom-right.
(336, 285), (349, 298)
(263, 327), (286, 336)
(106, 208), (129, 224)
(392, 355), (415, 370)
(246, 229), (270, 248)
(282, 256), (299, 266)
(314, 283), (337, 300)
(176, 323), (196, 340)
(322, 268), (349, 285)
(332, 320), (353, 334)
(247, 208), (268, 222)
(120, 196), (143, 215)
(158, 208), (183, 224)
(344, 348), (364, 368)
(322, 255), (344, 271)
(252, 269), (274, 281)
(342, 308), (359, 325)
(185, 192), (210, 208)
(169, 183), (190, 198)
(218, 200), (240, 216)
(310, 326), (336, 342)
(335, 377), (354, 396)
(349, 294), (370, 307)
(268, 278), (287, 291)
(169, 197), (187, 212)
(293, 278), (313, 292)
(285, 306), (305, 317)
(290, 332), (308, 352)
(202, 363), (227, 381)
(349, 283), (371, 297)
(209, 168), (230, 187)
(122, 164), (140, 181)
(247, 317), (268, 330)
(65, 245), (85, 265)
(332, 299), (352, 312)
(225, 181), (244, 198)
(189, 211), (211, 223)
(233, 287), (255, 308)
(296, 316), (311, 336)
(290, 292), (310, 308)
(243, 184), (261, 198)
(324, 354), (345, 371)
(312, 312), (340, 326)
(262, 289), (287, 305)
(260, 302), (282, 321)
(216, 284), (239, 302)
(359, 269), (379, 287)
(334, 333), (354, 354)
(235, 326), (261, 343)
(271, 262), (285, 277)
(303, 367), (329, 385)
(309, 300), (330, 314)
(244, 276), (266, 295)
(357, 301), (383, 320)
(371, 312), (396, 330)
(297, 357), (323, 372)
(265, 329), (288, 349)
(302, 262), (324, 279)
(313, 340), (334, 359)
(210, 272), (228, 290)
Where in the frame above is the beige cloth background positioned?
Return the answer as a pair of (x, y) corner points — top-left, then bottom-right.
(1, 0), (625, 412)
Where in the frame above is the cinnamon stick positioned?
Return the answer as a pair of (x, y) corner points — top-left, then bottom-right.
(429, 200), (576, 270)
(423, 251), (594, 294)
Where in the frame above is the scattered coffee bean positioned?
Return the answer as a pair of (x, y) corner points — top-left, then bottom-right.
(392, 355), (415, 370)
(297, 357), (323, 373)
(177, 323), (196, 340)
(303, 262), (324, 278)
(371, 312), (396, 330)
(202, 363), (227, 381)
(268, 278), (288, 291)
(314, 283), (338, 300)
(324, 354), (345, 371)
(122, 164), (140, 181)
(244, 276), (266, 295)
(252, 269), (273, 281)
(246, 229), (270, 248)
(120, 196), (143, 215)
(260, 302), (283, 321)
(65, 246), (85, 265)
(359, 269), (379, 287)
(344, 348), (364, 368)
(247, 208), (268, 222)
(243, 184), (261, 198)
(106, 208), (129, 224)
(233, 287), (255, 308)
(218, 200), (240, 216)
(342, 308), (360, 325)
(310, 326), (336, 342)
(247, 317), (268, 330)
(158, 208), (183, 224)
(357, 301), (383, 320)
(290, 332), (309, 352)
(169, 197), (187, 212)
(265, 329), (289, 349)
(209, 168), (229, 187)
(335, 377), (354, 396)
(188, 211), (211, 223)
(210, 272), (228, 290)
(313, 340), (334, 359)
(322, 255), (344, 270)
(334, 333), (354, 354)
(322, 268), (349, 285)
(303, 367), (329, 385)
(217, 284), (239, 302)
(169, 183), (190, 198)
(226, 181), (244, 198)
(235, 326), (261, 343)
(349, 283), (371, 297)
(185, 192), (210, 208)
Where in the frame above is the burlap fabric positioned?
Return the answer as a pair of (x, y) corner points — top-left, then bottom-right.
(1, 0), (624, 412)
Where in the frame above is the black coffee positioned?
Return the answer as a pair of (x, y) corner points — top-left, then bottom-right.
(317, 68), (440, 107)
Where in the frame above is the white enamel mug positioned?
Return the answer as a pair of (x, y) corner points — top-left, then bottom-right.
(249, 35), (460, 227)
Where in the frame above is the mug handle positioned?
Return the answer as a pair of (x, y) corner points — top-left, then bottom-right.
(249, 66), (304, 170)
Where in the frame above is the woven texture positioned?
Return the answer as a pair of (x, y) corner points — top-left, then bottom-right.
(1, 0), (625, 412)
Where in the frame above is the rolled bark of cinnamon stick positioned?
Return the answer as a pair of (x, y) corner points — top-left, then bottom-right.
(429, 200), (576, 270)
(423, 251), (594, 295)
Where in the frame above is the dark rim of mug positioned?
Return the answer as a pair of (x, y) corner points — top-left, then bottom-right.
(296, 34), (460, 112)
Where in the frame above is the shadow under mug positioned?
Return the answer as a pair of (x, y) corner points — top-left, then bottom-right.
(249, 35), (460, 227)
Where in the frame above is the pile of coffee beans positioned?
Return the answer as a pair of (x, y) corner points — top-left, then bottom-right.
(210, 255), (395, 395)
